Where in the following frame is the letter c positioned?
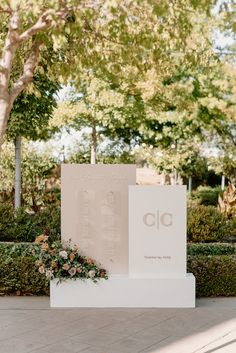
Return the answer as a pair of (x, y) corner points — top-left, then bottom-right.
(160, 213), (173, 227)
(143, 213), (155, 227)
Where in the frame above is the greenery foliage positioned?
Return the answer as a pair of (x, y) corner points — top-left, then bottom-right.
(1, 243), (236, 297)
(67, 137), (135, 165)
(0, 203), (60, 243)
(0, 144), (60, 211)
(0, 243), (49, 295)
(187, 255), (236, 297)
(6, 74), (59, 141)
(187, 205), (233, 243)
(190, 186), (222, 206)
(187, 243), (236, 256)
(2, 202), (236, 245)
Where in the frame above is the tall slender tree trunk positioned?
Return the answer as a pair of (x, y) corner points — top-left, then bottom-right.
(173, 169), (178, 185)
(221, 175), (225, 190)
(188, 176), (192, 193)
(90, 123), (97, 164)
(15, 136), (21, 209)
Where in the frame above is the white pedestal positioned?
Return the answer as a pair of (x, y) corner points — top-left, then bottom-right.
(50, 273), (195, 308)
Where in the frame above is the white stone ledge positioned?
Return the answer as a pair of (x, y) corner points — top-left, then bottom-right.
(50, 273), (195, 308)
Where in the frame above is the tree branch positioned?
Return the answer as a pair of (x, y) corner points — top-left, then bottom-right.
(19, 8), (69, 42)
(0, 11), (20, 90)
(10, 40), (41, 103)
(0, 7), (12, 14)
(82, 19), (126, 46)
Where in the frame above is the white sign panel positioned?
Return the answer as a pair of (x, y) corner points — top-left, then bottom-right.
(129, 186), (187, 278)
(61, 164), (136, 275)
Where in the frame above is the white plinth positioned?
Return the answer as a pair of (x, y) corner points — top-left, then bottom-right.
(50, 274), (195, 308)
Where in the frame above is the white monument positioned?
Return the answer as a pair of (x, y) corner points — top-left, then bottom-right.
(60, 164), (136, 274)
(50, 165), (195, 308)
(129, 186), (186, 278)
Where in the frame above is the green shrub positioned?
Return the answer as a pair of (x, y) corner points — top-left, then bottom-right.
(32, 206), (61, 242)
(0, 243), (49, 295)
(0, 204), (34, 242)
(187, 243), (236, 256)
(0, 243), (236, 297)
(187, 205), (230, 243)
(190, 186), (222, 206)
(0, 204), (60, 242)
(226, 217), (236, 240)
(0, 203), (14, 236)
(187, 255), (236, 297)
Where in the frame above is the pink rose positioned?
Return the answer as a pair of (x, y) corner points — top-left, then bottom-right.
(39, 266), (45, 274)
(62, 263), (70, 271)
(69, 267), (76, 276)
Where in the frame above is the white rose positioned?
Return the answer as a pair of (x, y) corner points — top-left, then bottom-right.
(59, 250), (68, 259)
(88, 270), (96, 278)
(46, 270), (53, 279)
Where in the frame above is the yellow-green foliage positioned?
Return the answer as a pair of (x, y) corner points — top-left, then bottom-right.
(187, 205), (231, 243)
(187, 255), (236, 297)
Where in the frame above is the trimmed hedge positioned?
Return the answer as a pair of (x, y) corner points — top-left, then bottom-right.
(187, 243), (236, 256)
(187, 243), (236, 297)
(0, 243), (236, 297)
(187, 255), (236, 297)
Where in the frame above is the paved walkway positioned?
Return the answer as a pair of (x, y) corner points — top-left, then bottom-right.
(0, 297), (236, 353)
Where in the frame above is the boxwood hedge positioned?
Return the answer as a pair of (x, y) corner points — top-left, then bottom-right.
(187, 255), (236, 297)
(187, 243), (236, 256)
(0, 242), (235, 297)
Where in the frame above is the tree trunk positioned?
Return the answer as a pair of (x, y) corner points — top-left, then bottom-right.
(90, 123), (97, 164)
(221, 175), (225, 190)
(0, 98), (11, 148)
(173, 169), (178, 185)
(15, 136), (21, 209)
(188, 176), (192, 193)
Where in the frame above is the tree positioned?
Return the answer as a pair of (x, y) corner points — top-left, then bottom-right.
(209, 148), (236, 185)
(5, 73), (59, 208)
(0, 143), (58, 211)
(50, 72), (144, 163)
(0, 0), (215, 148)
(6, 73), (59, 141)
(135, 138), (208, 186)
(0, 0), (70, 147)
(51, 74), (126, 163)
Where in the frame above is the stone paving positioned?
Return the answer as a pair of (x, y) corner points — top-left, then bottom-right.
(0, 297), (236, 353)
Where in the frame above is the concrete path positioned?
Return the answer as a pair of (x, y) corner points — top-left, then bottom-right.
(0, 297), (236, 353)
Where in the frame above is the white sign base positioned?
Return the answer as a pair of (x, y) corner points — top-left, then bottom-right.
(50, 274), (195, 308)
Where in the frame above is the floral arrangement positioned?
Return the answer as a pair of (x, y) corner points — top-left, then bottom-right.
(33, 235), (108, 283)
